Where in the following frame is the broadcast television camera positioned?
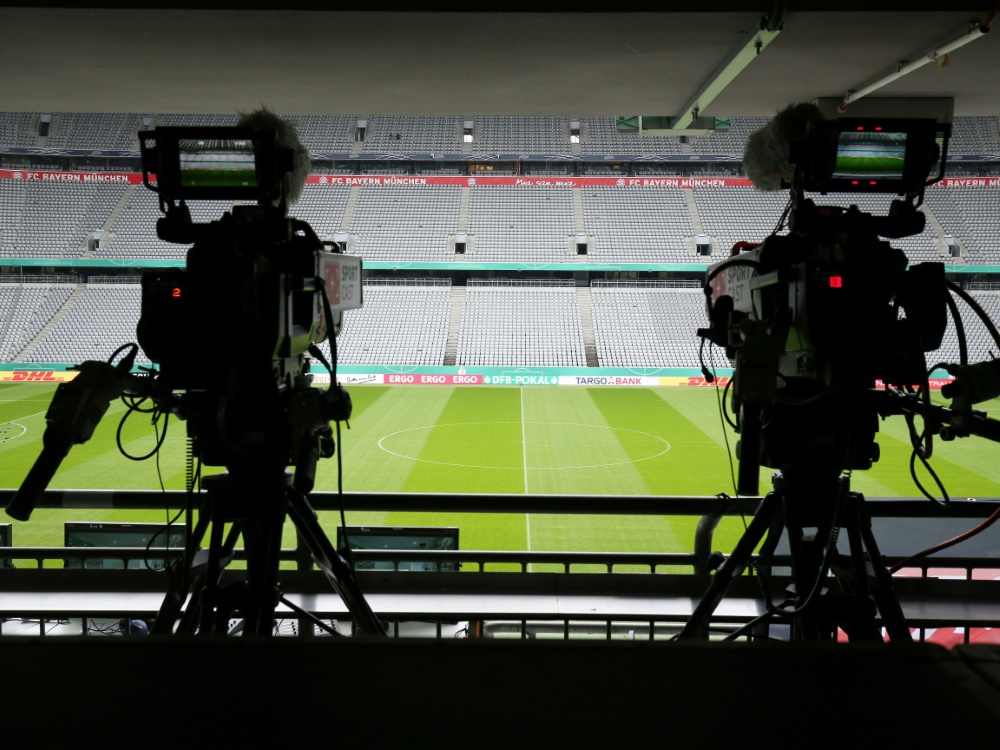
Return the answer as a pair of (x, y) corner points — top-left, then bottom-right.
(700, 97), (955, 496)
(7, 115), (384, 636)
(681, 97), (1000, 642)
(134, 124), (363, 466)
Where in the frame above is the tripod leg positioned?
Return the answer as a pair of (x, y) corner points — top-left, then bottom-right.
(177, 522), (242, 635)
(285, 488), (386, 637)
(237, 506), (286, 636)
(856, 510), (912, 643)
(677, 491), (782, 640)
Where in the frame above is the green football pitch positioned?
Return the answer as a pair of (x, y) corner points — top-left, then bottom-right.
(2, 382), (999, 566)
(834, 155), (905, 176)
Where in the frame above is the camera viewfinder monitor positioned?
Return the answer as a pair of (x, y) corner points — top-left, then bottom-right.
(336, 526), (459, 571)
(0, 523), (11, 568)
(796, 116), (949, 196)
(64, 522), (186, 570)
(139, 126), (287, 204)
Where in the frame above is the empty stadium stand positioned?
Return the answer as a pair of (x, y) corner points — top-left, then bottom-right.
(333, 280), (452, 366)
(591, 281), (703, 369)
(1, 111), (998, 369)
(20, 281), (150, 365)
(457, 280), (586, 367)
(465, 185), (576, 262)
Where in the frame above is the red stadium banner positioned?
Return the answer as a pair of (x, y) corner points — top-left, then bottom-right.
(384, 373), (483, 385)
(932, 177), (1000, 188)
(1, 171), (996, 189)
(304, 175), (754, 188)
(0, 169), (142, 184)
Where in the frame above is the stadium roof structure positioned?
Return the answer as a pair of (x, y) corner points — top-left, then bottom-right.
(1, 3), (998, 118)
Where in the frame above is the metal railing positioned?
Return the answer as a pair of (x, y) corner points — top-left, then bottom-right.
(2, 489), (999, 641)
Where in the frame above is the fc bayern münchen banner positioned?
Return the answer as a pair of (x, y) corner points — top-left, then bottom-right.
(2, 171), (998, 189)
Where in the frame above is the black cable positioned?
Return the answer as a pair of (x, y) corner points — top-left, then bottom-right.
(943, 285), (968, 367)
(946, 280), (1000, 350)
(116, 400), (169, 461)
(909, 445), (950, 506)
(311, 275), (353, 566)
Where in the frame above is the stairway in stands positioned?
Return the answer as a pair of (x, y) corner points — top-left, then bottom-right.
(576, 286), (599, 367)
(442, 285), (466, 366)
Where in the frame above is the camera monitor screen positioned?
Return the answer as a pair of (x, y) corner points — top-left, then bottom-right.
(140, 126), (283, 203)
(177, 138), (257, 189)
(64, 522), (186, 570)
(799, 116), (947, 195)
(336, 526), (459, 572)
(832, 128), (907, 180)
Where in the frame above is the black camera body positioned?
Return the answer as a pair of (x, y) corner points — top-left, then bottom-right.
(137, 205), (327, 392)
(701, 98), (953, 493)
(135, 126), (362, 468)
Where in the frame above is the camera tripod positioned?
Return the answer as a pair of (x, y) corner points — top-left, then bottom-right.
(151, 466), (385, 637)
(678, 466), (911, 643)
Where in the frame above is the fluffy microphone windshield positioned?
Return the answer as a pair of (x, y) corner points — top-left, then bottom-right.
(237, 106), (310, 204)
(742, 102), (825, 191)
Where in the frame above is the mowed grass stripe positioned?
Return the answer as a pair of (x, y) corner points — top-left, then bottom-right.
(334, 386), (453, 494)
(356, 387), (527, 555)
(521, 387), (652, 496)
(526, 388), (692, 561)
(403, 387), (524, 493)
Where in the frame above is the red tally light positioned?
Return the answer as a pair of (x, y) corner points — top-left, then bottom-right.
(171, 287), (182, 298)
(875, 126), (883, 131)
(829, 276), (844, 289)
(869, 181), (877, 185)
(856, 126), (864, 131)
(851, 180), (860, 185)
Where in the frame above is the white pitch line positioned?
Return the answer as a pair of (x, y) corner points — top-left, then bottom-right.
(2, 410), (47, 425)
(521, 387), (532, 565)
(520, 388), (529, 494)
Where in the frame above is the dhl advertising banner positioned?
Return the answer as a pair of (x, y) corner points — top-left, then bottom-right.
(1, 369), (77, 382)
